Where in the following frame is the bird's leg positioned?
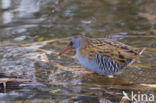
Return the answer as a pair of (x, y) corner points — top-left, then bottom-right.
(74, 68), (96, 74)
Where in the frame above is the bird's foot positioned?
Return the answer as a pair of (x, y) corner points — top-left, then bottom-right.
(74, 68), (96, 74)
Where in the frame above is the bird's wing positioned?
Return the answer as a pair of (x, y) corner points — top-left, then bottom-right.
(87, 38), (142, 69)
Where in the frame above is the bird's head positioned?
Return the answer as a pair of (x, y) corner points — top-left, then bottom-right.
(59, 35), (84, 55)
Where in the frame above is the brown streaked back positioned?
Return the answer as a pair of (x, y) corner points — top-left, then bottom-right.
(78, 36), (144, 69)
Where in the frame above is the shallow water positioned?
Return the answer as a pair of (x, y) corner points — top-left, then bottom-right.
(0, 0), (156, 102)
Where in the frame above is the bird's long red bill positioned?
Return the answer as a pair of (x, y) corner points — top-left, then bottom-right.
(59, 46), (72, 55)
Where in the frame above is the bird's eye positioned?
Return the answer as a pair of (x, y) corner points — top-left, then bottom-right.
(69, 41), (73, 46)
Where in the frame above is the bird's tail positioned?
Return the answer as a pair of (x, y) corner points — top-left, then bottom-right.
(139, 47), (146, 55)
(126, 47), (146, 68)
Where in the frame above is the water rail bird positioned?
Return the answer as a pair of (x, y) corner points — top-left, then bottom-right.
(59, 35), (145, 76)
